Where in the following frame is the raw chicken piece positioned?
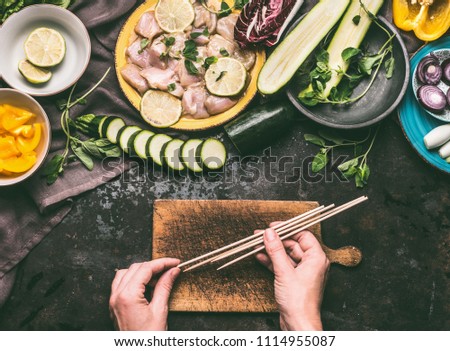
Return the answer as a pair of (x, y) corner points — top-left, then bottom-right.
(121, 64), (149, 95)
(167, 59), (180, 73)
(233, 48), (256, 70)
(197, 46), (209, 61)
(168, 32), (188, 59)
(148, 36), (168, 69)
(207, 34), (236, 58)
(178, 59), (203, 87)
(204, 95), (238, 115)
(168, 82), (185, 98)
(140, 67), (176, 90)
(134, 11), (162, 42)
(126, 40), (152, 68)
(191, 28), (210, 46)
(182, 86), (210, 119)
(216, 14), (238, 42)
(193, 3), (217, 33)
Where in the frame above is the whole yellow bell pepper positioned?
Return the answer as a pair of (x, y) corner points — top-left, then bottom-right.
(393, 0), (450, 41)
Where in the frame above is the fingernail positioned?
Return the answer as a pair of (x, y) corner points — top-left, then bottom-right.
(265, 228), (276, 241)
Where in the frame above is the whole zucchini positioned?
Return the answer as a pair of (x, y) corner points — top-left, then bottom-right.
(224, 101), (298, 154)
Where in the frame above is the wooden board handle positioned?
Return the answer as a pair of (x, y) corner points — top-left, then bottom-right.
(323, 246), (362, 267)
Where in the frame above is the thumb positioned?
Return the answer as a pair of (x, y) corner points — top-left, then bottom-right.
(151, 267), (181, 311)
(263, 228), (293, 277)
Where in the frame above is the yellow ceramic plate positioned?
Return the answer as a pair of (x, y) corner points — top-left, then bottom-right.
(115, 0), (265, 131)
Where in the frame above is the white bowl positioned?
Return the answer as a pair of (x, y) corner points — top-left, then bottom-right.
(0, 89), (52, 186)
(0, 4), (91, 96)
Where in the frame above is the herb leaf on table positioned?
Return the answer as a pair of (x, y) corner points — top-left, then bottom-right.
(42, 68), (113, 185)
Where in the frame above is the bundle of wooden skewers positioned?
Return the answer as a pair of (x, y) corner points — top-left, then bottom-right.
(178, 196), (368, 272)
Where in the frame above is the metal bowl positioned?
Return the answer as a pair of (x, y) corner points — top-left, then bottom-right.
(286, 16), (410, 129)
(0, 89), (52, 186)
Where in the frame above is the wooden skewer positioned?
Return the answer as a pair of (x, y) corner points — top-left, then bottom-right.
(216, 196), (368, 271)
(182, 204), (334, 272)
(177, 205), (326, 269)
(209, 203), (336, 264)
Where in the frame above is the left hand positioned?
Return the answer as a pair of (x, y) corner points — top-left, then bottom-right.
(109, 258), (181, 331)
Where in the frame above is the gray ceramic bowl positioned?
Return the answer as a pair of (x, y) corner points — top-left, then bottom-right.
(286, 16), (410, 129)
(0, 89), (51, 186)
(0, 4), (91, 96)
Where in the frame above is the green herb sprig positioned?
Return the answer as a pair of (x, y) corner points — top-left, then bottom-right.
(298, 1), (396, 106)
(42, 68), (121, 185)
(305, 127), (379, 188)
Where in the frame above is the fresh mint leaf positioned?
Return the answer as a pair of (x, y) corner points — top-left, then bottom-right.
(342, 47), (362, 62)
(384, 57), (395, 79)
(41, 154), (64, 176)
(220, 48), (230, 57)
(216, 71), (227, 82)
(358, 54), (383, 75)
(352, 15), (361, 25)
(319, 130), (346, 145)
(338, 158), (359, 172)
(204, 56), (218, 69)
(183, 40), (198, 61)
(138, 38), (150, 54)
(163, 36), (175, 46)
(185, 60), (199, 75)
(167, 83), (176, 92)
(304, 134), (326, 147)
(312, 152), (328, 173)
(71, 142), (94, 171)
(315, 49), (329, 65)
(218, 1), (232, 18)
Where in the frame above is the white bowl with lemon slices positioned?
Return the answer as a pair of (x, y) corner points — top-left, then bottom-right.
(0, 5), (91, 97)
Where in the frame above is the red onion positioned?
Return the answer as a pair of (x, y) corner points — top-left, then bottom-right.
(442, 58), (450, 85)
(416, 54), (442, 85)
(417, 85), (447, 113)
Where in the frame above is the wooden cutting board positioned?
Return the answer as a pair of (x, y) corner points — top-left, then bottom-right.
(152, 200), (362, 313)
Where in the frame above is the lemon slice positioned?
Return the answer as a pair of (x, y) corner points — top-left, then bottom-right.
(18, 60), (52, 84)
(24, 27), (66, 68)
(205, 58), (247, 97)
(155, 0), (195, 33)
(140, 90), (182, 128)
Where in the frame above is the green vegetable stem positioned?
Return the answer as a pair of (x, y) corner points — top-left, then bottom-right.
(304, 126), (380, 188)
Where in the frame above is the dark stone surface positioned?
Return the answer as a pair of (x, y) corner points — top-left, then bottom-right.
(0, 115), (449, 331)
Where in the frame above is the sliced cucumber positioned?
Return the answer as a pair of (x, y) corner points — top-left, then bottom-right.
(257, 0), (350, 94)
(148, 134), (173, 166)
(98, 116), (108, 138)
(162, 139), (185, 171)
(181, 139), (203, 172)
(119, 126), (142, 153)
(131, 130), (155, 159)
(199, 139), (227, 170)
(105, 117), (126, 144)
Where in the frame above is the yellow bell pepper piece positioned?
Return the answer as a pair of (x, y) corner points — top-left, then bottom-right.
(1, 106), (35, 131)
(393, 0), (450, 41)
(9, 125), (35, 138)
(16, 124), (42, 154)
(0, 136), (20, 159)
(0, 151), (37, 173)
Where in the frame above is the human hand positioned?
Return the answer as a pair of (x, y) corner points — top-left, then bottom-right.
(109, 258), (181, 331)
(256, 225), (330, 331)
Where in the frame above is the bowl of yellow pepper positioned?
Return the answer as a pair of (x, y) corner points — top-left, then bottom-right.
(0, 89), (51, 186)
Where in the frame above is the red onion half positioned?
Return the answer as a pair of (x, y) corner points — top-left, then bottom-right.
(442, 58), (450, 85)
(416, 54), (442, 85)
(417, 85), (447, 113)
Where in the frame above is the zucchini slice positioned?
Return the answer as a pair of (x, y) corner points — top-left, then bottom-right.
(257, 0), (350, 95)
(199, 139), (227, 170)
(313, 0), (384, 98)
(132, 130), (155, 159)
(181, 139), (203, 172)
(99, 116), (113, 138)
(118, 126), (142, 153)
(162, 139), (185, 172)
(148, 134), (173, 166)
(105, 118), (126, 144)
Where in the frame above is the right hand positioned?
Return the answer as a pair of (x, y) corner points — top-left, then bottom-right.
(256, 226), (330, 331)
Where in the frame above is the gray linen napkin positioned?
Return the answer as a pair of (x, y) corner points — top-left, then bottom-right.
(0, 0), (424, 307)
